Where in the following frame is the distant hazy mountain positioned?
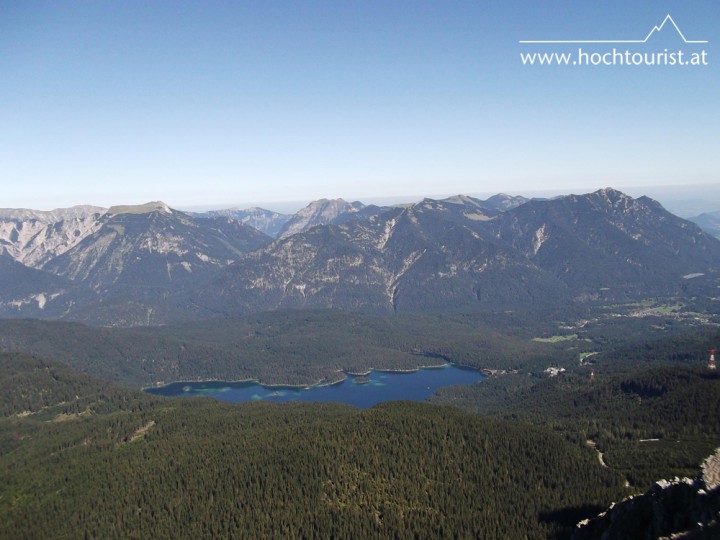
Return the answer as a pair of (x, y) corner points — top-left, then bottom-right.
(688, 211), (720, 239)
(440, 193), (531, 217)
(277, 198), (388, 239)
(193, 207), (291, 238)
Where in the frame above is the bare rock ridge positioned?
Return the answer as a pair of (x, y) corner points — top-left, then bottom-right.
(0, 201), (271, 324)
(0, 205), (105, 222)
(43, 204), (270, 294)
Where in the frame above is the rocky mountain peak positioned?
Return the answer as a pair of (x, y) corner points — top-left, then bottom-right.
(443, 194), (481, 206)
(483, 193), (530, 212)
(107, 201), (172, 216)
(277, 198), (366, 239)
(593, 187), (631, 205)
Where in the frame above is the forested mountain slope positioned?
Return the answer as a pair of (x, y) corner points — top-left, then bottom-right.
(433, 365), (720, 490)
(0, 311), (570, 388)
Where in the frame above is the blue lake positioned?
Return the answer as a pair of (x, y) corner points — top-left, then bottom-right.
(145, 364), (485, 408)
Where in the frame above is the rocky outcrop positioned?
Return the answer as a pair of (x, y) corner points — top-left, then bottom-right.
(572, 448), (720, 539)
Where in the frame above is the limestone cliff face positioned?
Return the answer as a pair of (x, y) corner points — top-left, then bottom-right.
(44, 204), (270, 295)
(0, 206), (105, 268)
(572, 448), (720, 540)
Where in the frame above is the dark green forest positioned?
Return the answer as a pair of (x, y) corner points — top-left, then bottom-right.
(0, 353), (624, 539)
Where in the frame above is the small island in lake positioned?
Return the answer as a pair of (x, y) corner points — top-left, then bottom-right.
(353, 376), (371, 384)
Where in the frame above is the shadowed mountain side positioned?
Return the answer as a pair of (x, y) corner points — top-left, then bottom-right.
(491, 188), (720, 299)
(0, 252), (89, 318)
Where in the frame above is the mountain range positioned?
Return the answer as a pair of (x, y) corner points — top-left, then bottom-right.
(0, 188), (718, 325)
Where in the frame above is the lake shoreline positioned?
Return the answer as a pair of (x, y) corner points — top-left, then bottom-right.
(145, 362), (472, 393)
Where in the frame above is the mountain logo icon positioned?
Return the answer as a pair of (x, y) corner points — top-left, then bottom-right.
(519, 14), (708, 45)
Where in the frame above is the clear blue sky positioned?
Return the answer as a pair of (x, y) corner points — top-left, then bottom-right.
(1, 0), (717, 210)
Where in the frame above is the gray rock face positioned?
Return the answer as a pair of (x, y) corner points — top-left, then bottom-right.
(44, 205), (271, 296)
(573, 448), (720, 539)
(703, 450), (720, 492)
(0, 206), (106, 268)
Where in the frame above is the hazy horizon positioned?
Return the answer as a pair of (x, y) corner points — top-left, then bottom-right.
(2, 2), (717, 210)
(4, 183), (720, 219)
